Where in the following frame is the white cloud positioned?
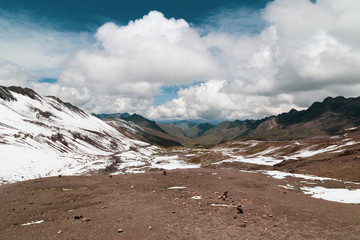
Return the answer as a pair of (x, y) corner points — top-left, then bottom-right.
(148, 0), (360, 120)
(59, 11), (226, 98)
(0, 12), (91, 79)
(2, 1), (360, 120)
(148, 80), (299, 120)
(0, 63), (29, 86)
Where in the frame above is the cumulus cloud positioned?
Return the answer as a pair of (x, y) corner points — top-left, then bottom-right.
(148, 80), (299, 120)
(2, 0), (360, 120)
(59, 11), (226, 98)
(149, 0), (360, 120)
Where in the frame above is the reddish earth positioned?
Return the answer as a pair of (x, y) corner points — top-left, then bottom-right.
(1, 168), (360, 239)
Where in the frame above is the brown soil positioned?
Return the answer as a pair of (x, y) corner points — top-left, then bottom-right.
(1, 168), (360, 240)
(272, 147), (360, 182)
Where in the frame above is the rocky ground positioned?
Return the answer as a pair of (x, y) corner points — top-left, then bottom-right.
(1, 168), (360, 240)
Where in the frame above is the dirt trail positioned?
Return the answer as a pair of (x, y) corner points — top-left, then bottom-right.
(1, 168), (360, 239)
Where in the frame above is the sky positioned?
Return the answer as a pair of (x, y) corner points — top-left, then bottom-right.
(1, 0), (360, 121)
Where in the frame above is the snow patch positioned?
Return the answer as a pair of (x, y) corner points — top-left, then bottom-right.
(260, 170), (334, 181)
(216, 155), (283, 166)
(278, 184), (296, 190)
(151, 155), (200, 170)
(21, 220), (44, 226)
(190, 196), (203, 200)
(210, 203), (229, 207)
(301, 186), (360, 204)
(168, 186), (186, 189)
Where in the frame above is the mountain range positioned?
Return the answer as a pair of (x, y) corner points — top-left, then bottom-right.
(2, 85), (360, 239)
(2, 85), (360, 185)
(95, 96), (360, 146)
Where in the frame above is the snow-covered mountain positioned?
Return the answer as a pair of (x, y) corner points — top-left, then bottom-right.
(0, 86), (159, 184)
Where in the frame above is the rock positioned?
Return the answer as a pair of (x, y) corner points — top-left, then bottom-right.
(130, 186), (135, 189)
(74, 216), (83, 220)
(117, 229), (124, 233)
(148, 226), (152, 230)
(233, 216), (237, 219)
(81, 217), (91, 222)
(57, 230), (62, 234)
(240, 224), (247, 227)
(237, 207), (243, 214)
(163, 170), (167, 176)
(223, 191), (228, 198)
(101, 206), (106, 209)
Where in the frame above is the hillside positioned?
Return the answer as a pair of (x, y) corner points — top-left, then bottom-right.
(94, 113), (182, 147)
(0, 86), (159, 184)
(2, 86), (360, 240)
(157, 96), (360, 145)
(244, 96), (360, 141)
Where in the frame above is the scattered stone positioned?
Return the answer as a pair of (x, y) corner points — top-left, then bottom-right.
(163, 170), (167, 176)
(29, 202), (33, 204)
(58, 175), (62, 178)
(148, 226), (152, 230)
(74, 216), (83, 220)
(130, 186), (135, 189)
(233, 216), (237, 219)
(237, 207), (243, 214)
(81, 217), (91, 222)
(109, 175), (112, 178)
(219, 191), (229, 201)
(269, 214), (273, 217)
(171, 211), (176, 214)
(240, 224), (247, 227)
(117, 229), (124, 233)
(101, 206), (106, 209)
(283, 192), (287, 194)
(57, 230), (62, 234)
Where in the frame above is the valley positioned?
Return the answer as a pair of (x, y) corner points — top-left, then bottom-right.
(1, 85), (360, 239)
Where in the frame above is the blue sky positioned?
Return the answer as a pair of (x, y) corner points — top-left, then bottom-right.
(0, 0), (271, 108)
(0, 0), (270, 32)
(1, 0), (360, 121)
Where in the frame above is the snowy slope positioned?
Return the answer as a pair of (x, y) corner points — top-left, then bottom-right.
(0, 86), (158, 184)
